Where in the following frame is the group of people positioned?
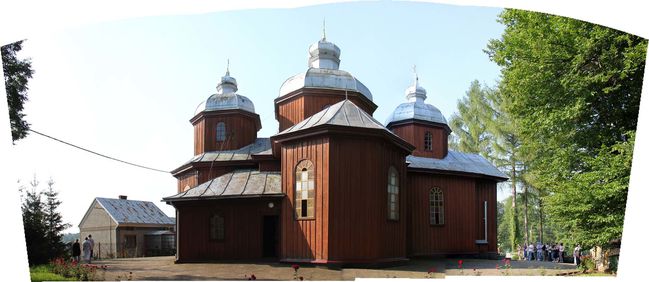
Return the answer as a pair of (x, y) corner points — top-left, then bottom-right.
(71, 234), (95, 264)
(517, 242), (577, 264)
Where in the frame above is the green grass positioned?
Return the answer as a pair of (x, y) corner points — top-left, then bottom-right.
(29, 265), (75, 282)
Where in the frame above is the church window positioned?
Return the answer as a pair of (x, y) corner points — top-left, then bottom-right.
(387, 166), (399, 220)
(424, 131), (433, 151)
(295, 160), (315, 219)
(429, 187), (444, 225)
(209, 213), (225, 241)
(216, 122), (226, 141)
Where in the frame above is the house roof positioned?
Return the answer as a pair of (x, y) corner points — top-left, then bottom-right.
(180, 138), (271, 164)
(276, 99), (391, 135)
(93, 197), (175, 226)
(163, 169), (283, 202)
(407, 151), (508, 180)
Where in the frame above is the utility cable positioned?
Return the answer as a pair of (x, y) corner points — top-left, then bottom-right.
(28, 129), (169, 173)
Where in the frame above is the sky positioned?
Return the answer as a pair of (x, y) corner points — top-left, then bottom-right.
(6, 1), (535, 234)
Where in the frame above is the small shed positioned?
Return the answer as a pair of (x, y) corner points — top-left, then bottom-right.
(78, 196), (175, 258)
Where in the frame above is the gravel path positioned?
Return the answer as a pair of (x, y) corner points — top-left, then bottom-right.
(94, 256), (578, 280)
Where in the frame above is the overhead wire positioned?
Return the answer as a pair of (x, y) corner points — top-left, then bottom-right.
(28, 129), (170, 174)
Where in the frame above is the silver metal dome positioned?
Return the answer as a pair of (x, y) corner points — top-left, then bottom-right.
(194, 66), (256, 115)
(279, 68), (373, 100)
(279, 28), (373, 101)
(385, 71), (447, 126)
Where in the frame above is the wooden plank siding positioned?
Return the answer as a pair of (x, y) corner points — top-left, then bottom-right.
(174, 198), (280, 262)
(275, 90), (377, 132)
(193, 112), (259, 155)
(327, 136), (408, 262)
(406, 173), (478, 256)
(280, 136), (330, 262)
(390, 124), (448, 159)
(475, 180), (498, 256)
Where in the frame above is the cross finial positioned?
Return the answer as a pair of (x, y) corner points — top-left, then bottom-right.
(226, 59), (230, 76)
(322, 18), (326, 41)
(412, 64), (419, 86)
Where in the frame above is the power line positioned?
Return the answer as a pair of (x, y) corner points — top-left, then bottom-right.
(28, 129), (170, 174)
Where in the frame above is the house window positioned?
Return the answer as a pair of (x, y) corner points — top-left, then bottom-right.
(209, 213), (225, 241)
(387, 166), (399, 220)
(424, 131), (433, 151)
(295, 160), (315, 219)
(216, 122), (226, 141)
(429, 187), (444, 225)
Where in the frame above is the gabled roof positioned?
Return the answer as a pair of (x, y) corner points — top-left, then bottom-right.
(277, 99), (391, 135)
(163, 169), (283, 202)
(80, 197), (175, 227)
(407, 151), (508, 181)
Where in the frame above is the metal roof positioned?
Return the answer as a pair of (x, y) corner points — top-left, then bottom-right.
(163, 170), (283, 201)
(95, 197), (175, 225)
(194, 69), (256, 115)
(385, 74), (448, 126)
(276, 99), (391, 135)
(279, 68), (373, 101)
(407, 151), (508, 180)
(182, 138), (271, 164)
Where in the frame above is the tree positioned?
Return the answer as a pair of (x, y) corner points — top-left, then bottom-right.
(448, 80), (492, 157)
(43, 178), (71, 259)
(19, 176), (70, 265)
(486, 9), (646, 248)
(20, 176), (49, 265)
(2, 40), (33, 143)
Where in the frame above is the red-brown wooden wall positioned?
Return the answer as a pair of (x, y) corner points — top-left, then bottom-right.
(390, 123), (448, 159)
(280, 136), (330, 262)
(275, 90), (377, 132)
(406, 172), (497, 257)
(174, 198), (280, 262)
(192, 112), (259, 154)
(327, 136), (408, 262)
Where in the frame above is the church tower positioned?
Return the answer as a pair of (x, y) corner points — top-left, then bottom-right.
(190, 65), (261, 154)
(275, 28), (377, 131)
(386, 70), (450, 159)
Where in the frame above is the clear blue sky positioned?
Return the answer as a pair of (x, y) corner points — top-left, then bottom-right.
(14, 1), (505, 232)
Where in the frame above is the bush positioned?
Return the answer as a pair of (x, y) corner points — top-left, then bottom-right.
(50, 257), (107, 280)
(579, 255), (596, 272)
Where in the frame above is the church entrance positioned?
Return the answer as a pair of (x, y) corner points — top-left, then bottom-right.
(262, 215), (279, 258)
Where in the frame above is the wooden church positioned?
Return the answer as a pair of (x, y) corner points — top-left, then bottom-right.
(163, 33), (507, 264)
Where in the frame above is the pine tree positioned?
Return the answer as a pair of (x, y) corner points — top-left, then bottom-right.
(21, 176), (48, 265)
(43, 178), (70, 259)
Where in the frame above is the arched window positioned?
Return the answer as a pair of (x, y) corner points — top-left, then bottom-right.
(295, 160), (315, 219)
(216, 122), (226, 141)
(424, 131), (433, 151)
(387, 166), (399, 220)
(209, 213), (225, 241)
(429, 187), (444, 225)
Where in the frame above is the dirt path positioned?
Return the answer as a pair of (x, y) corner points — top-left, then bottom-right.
(94, 256), (578, 280)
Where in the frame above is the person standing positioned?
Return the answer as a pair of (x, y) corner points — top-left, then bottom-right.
(88, 234), (95, 261)
(528, 243), (534, 261)
(82, 237), (92, 264)
(559, 243), (565, 263)
(71, 239), (81, 263)
(573, 244), (581, 266)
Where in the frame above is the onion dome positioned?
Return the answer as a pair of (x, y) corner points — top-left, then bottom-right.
(278, 25), (373, 101)
(194, 64), (256, 115)
(385, 70), (447, 126)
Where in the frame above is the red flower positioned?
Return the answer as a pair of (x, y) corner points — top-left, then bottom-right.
(458, 260), (463, 268)
(251, 274), (257, 280)
(299, 276), (304, 281)
(292, 264), (300, 271)
(427, 267), (436, 274)
(496, 264), (500, 269)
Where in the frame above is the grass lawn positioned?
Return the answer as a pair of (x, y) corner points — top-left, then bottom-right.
(29, 265), (76, 282)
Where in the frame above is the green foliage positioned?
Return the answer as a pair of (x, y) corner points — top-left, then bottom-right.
(2, 40), (33, 142)
(30, 265), (76, 282)
(20, 176), (70, 265)
(486, 9), (646, 249)
(449, 80), (493, 157)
